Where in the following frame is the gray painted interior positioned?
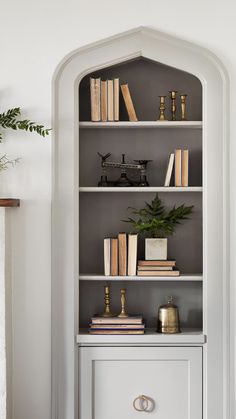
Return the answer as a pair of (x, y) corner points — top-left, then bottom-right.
(78, 57), (202, 331)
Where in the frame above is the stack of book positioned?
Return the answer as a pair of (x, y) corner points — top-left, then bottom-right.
(90, 78), (138, 122)
(90, 77), (119, 122)
(104, 233), (138, 276)
(137, 260), (180, 276)
(89, 315), (145, 335)
(164, 149), (189, 187)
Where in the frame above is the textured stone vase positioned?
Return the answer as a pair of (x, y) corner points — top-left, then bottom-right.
(145, 238), (168, 260)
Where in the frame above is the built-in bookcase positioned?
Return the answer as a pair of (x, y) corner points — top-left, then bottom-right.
(78, 57), (203, 339)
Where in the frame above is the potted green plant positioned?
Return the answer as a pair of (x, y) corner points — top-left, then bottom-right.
(123, 193), (193, 260)
(0, 107), (50, 171)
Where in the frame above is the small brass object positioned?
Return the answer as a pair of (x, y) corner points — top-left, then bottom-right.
(180, 94), (188, 120)
(101, 285), (114, 317)
(158, 95), (167, 121)
(157, 296), (181, 333)
(118, 288), (128, 318)
(169, 90), (178, 121)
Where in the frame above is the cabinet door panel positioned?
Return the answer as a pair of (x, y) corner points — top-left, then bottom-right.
(79, 347), (202, 419)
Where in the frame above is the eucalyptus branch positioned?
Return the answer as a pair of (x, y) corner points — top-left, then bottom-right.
(0, 154), (20, 171)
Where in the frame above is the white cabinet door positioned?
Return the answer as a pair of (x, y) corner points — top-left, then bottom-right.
(79, 346), (202, 419)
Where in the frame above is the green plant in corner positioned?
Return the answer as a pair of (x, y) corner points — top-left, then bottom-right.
(123, 193), (194, 238)
(0, 107), (50, 172)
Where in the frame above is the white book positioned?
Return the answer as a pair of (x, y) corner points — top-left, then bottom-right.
(164, 153), (175, 187)
(128, 234), (138, 276)
(104, 238), (111, 276)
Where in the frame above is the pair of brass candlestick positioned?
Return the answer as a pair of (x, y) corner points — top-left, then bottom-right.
(102, 285), (128, 318)
(158, 91), (187, 121)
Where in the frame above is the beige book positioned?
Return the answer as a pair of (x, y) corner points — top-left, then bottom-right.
(164, 153), (175, 187)
(104, 238), (111, 276)
(101, 80), (108, 122)
(182, 149), (189, 187)
(128, 234), (138, 276)
(175, 149), (182, 187)
(137, 270), (180, 277)
(107, 80), (114, 121)
(90, 78), (101, 122)
(114, 78), (119, 121)
(137, 266), (172, 271)
(121, 84), (138, 122)
(118, 233), (127, 276)
(138, 260), (176, 267)
(110, 238), (118, 276)
(89, 329), (144, 335)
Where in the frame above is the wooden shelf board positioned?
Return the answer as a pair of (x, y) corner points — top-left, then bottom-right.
(0, 198), (20, 207)
(79, 121), (202, 129)
(79, 274), (203, 281)
(77, 328), (206, 345)
(79, 186), (203, 193)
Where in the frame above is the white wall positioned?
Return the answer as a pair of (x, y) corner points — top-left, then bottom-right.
(0, 1), (235, 418)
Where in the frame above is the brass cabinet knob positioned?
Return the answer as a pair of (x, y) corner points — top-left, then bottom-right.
(133, 395), (154, 412)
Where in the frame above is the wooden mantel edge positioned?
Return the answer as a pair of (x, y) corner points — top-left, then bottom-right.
(0, 198), (20, 207)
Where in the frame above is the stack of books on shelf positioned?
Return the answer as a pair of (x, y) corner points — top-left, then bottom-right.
(89, 315), (145, 335)
(164, 149), (189, 187)
(90, 77), (138, 122)
(137, 260), (180, 276)
(104, 233), (138, 276)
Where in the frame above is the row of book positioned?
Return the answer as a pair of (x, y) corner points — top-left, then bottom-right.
(137, 260), (180, 276)
(89, 315), (145, 335)
(164, 149), (189, 187)
(104, 234), (138, 276)
(90, 77), (138, 122)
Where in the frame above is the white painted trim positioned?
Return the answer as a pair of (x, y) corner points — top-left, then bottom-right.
(79, 274), (203, 281)
(79, 186), (203, 193)
(52, 27), (230, 419)
(79, 121), (202, 129)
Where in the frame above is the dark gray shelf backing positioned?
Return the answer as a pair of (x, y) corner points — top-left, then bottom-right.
(79, 192), (202, 275)
(79, 57), (202, 121)
(79, 280), (202, 329)
(79, 128), (202, 187)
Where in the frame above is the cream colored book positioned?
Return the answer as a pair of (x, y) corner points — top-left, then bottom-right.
(137, 270), (180, 277)
(114, 78), (119, 121)
(104, 238), (111, 276)
(182, 149), (189, 187)
(175, 149), (182, 187)
(164, 153), (175, 186)
(110, 238), (118, 276)
(118, 233), (127, 276)
(90, 78), (101, 121)
(107, 80), (114, 121)
(128, 234), (138, 276)
(101, 80), (108, 122)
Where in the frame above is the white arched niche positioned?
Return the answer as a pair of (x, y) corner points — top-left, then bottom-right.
(52, 27), (231, 419)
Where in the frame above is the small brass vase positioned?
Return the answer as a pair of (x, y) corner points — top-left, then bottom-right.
(157, 297), (181, 334)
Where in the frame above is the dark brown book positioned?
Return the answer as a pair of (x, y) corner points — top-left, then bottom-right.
(118, 233), (127, 276)
(121, 84), (138, 122)
(137, 270), (180, 277)
(110, 238), (118, 276)
(138, 260), (176, 267)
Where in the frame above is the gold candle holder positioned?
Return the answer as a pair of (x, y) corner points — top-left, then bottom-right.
(169, 91), (178, 121)
(118, 288), (129, 318)
(101, 285), (114, 317)
(158, 96), (167, 121)
(180, 94), (188, 120)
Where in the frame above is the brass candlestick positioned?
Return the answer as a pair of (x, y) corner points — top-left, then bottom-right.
(158, 96), (167, 121)
(169, 91), (178, 121)
(102, 285), (113, 317)
(118, 288), (128, 318)
(180, 94), (188, 120)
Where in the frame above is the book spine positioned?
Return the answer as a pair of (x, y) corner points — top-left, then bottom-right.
(114, 78), (119, 121)
(182, 149), (189, 187)
(121, 84), (138, 122)
(101, 80), (108, 122)
(137, 270), (180, 276)
(90, 78), (101, 122)
(118, 233), (127, 276)
(164, 153), (175, 187)
(104, 238), (111, 276)
(175, 149), (182, 187)
(110, 238), (118, 276)
(138, 260), (176, 267)
(107, 80), (114, 121)
(128, 234), (138, 276)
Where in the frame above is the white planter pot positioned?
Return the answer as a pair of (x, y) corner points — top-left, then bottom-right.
(145, 238), (168, 260)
